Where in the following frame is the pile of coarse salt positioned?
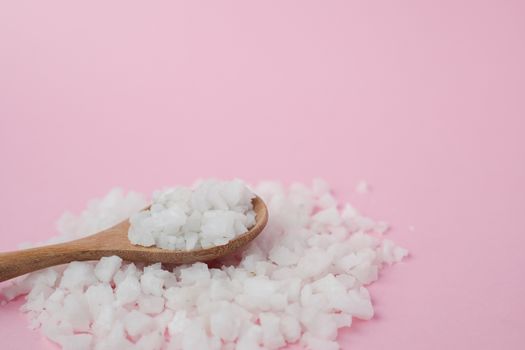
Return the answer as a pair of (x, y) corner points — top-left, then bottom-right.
(128, 180), (256, 250)
(0, 179), (408, 350)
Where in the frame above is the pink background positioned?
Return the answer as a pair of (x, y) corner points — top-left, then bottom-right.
(1, 1), (524, 349)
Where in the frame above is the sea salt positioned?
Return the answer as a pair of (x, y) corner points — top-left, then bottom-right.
(1, 179), (408, 349)
(355, 180), (370, 194)
(128, 179), (256, 250)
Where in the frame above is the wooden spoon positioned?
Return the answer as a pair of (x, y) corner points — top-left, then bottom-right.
(0, 196), (268, 282)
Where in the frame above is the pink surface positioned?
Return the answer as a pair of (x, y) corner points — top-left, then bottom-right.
(1, 1), (524, 349)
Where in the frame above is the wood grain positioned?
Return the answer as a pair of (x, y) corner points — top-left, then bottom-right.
(0, 196), (268, 282)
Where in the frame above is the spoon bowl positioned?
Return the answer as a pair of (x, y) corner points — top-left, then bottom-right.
(0, 196), (268, 282)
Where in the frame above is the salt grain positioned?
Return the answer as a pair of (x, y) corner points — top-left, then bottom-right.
(355, 180), (370, 194)
(94, 256), (122, 283)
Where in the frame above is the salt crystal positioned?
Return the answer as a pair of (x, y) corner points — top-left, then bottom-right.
(280, 314), (301, 342)
(124, 310), (155, 338)
(115, 274), (141, 305)
(85, 283), (114, 318)
(63, 292), (91, 332)
(138, 294), (165, 315)
(260, 312), (285, 349)
(95, 256), (122, 283)
(355, 180), (370, 194)
(58, 334), (92, 350)
(60, 262), (97, 291)
(301, 332), (340, 350)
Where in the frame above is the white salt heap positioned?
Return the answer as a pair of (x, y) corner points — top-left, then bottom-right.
(128, 180), (256, 250)
(1, 179), (408, 350)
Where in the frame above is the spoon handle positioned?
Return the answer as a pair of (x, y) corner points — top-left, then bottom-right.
(0, 242), (95, 282)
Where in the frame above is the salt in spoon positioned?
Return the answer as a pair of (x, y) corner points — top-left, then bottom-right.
(0, 196), (268, 282)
